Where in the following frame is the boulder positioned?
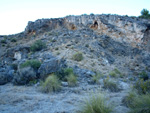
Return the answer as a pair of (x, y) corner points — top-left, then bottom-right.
(0, 66), (14, 85)
(0, 73), (8, 85)
(73, 66), (95, 78)
(38, 57), (66, 79)
(13, 67), (37, 85)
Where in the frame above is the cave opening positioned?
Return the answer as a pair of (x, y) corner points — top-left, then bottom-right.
(94, 21), (98, 27)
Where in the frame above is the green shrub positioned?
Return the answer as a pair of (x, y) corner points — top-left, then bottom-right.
(122, 91), (138, 107)
(66, 74), (77, 87)
(139, 71), (148, 80)
(28, 80), (37, 85)
(20, 59), (41, 70)
(1, 39), (7, 44)
(109, 71), (117, 77)
(80, 94), (113, 113)
(41, 74), (61, 93)
(56, 68), (74, 81)
(85, 44), (89, 47)
(64, 68), (74, 75)
(56, 68), (77, 86)
(11, 38), (17, 42)
(109, 68), (122, 78)
(11, 63), (18, 70)
(114, 68), (121, 74)
(92, 73), (103, 84)
(134, 79), (150, 94)
(30, 40), (46, 52)
(128, 94), (150, 113)
(103, 77), (120, 92)
(72, 52), (83, 61)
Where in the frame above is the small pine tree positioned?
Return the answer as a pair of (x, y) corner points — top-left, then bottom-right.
(139, 9), (150, 19)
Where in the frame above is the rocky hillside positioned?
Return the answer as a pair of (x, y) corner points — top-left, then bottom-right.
(0, 14), (150, 113)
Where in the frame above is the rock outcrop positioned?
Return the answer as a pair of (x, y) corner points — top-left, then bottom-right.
(0, 14), (150, 85)
(25, 14), (150, 47)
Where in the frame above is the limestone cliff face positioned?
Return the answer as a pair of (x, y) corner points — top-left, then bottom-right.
(1, 14), (150, 85)
(25, 14), (150, 46)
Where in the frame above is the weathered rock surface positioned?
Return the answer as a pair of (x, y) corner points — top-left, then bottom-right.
(38, 57), (66, 79)
(0, 66), (14, 85)
(25, 14), (150, 46)
(0, 74), (8, 85)
(13, 67), (37, 85)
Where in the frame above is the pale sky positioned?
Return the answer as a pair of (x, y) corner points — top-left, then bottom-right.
(0, 0), (149, 35)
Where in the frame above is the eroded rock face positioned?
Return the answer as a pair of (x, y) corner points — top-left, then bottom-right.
(0, 14), (150, 85)
(0, 66), (14, 85)
(25, 14), (150, 46)
(38, 57), (66, 79)
(13, 67), (37, 85)
(0, 74), (8, 85)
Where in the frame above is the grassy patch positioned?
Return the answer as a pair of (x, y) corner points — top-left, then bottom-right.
(41, 74), (61, 93)
(72, 52), (83, 61)
(80, 93), (113, 113)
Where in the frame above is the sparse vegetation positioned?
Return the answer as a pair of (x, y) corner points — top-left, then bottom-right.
(80, 93), (113, 113)
(20, 59), (41, 70)
(72, 52), (83, 61)
(57, 68), (74, 81)
(85, 44), (89, 48)
(123, 91), (150, 113)
(122, 91), (138, 107)
(128, 94), (150, 113)
(103, 77), (120, 92)
(109, 71), (117, 77)
(55, 47), (59, 50)
(134, 79), (150, 94)
(56, 68), (77, 86)
(92, 73), (103, 84)
(139, 71), (148, 80)
(11, 38), (17, 42)
(41, 74), (61, 93)
(66, 74), (77, 87)
(109, 68), (122, 78)
(30, 40), (46, 52)
(11, 63), (18, 71)
(1, 39), (7, 44)
(28, 80), (37, 85)
(56, 52), (60, 55)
